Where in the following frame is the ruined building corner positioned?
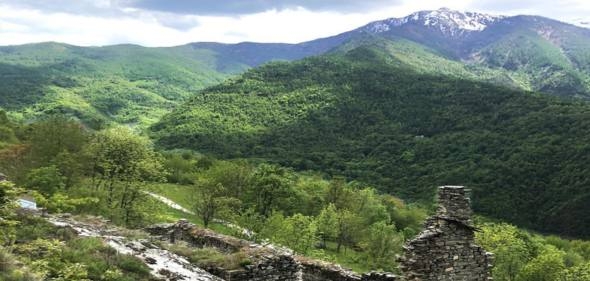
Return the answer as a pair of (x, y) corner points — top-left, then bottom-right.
(399, 185), (494, 281)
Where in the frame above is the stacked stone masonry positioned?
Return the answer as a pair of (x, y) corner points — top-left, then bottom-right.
(399, 186), (494, 281)
(145, 185), (492, 281)
(146, 220), (400, 281)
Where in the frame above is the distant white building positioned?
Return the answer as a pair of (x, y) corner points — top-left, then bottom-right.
(17, 195), (37, 210)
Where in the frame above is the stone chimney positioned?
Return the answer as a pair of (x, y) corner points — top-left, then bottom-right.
(399, 186), (493, 281)
(436, 185), (473, 225)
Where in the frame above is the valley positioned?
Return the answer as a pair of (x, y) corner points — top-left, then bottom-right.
(2, 6), (590, 281)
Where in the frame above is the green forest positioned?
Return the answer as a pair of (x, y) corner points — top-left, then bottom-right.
(2, 114), (590, 280)
(152, 47), (590, 238)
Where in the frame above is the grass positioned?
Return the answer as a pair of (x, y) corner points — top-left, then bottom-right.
(10, 214), (153, 281)
(313, 242), (371, 273)
(145, 183), (195, 210)
(144, 182), (236, 236)
(0, 247), (39, 281)
(167, 244), (251, 270)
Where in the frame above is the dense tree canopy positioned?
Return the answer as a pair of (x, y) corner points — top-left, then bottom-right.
(152, 49), (590, 238)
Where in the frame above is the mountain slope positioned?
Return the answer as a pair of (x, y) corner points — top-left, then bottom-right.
(3, 8), (590, 127)
(151, 46), (590, 238)
(357, 8), (590, 97)
(0, 33), (354, 127)
(0, 42), (230, 127)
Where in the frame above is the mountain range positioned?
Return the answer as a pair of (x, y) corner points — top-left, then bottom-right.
(2, 8), (590, 127)
(3, 8), (590, 238)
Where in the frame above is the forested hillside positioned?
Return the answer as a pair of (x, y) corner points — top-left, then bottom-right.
(152, 45), (590, 238)
(0, 36), (355, 128)
(3, 9), (590, 131)
(0, 43), (232, 128)
(0, 40), (350, 128)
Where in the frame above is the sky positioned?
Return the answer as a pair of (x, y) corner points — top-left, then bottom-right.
(0, 0), (589, 47)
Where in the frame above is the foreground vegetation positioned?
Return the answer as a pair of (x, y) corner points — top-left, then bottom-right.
(1, 114), (590, 280)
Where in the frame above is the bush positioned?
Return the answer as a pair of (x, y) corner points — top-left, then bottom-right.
(116, 255), (151, 276)
(0, 247), (39, 281)
(169, 245), (250, 270)
(24, 166), (65, 196)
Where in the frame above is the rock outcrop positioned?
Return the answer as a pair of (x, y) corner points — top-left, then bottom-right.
(48, 215), (223, 281)
(399, 186), (493, 281)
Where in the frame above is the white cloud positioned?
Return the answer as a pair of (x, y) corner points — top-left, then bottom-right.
(0, 0), (588, 47)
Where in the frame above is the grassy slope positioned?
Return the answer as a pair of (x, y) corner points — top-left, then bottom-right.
(151, 46), (590, 238)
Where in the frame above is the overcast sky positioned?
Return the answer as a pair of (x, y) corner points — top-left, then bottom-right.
(0, 0), (588, 47)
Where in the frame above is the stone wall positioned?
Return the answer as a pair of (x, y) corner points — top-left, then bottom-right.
(147, 220), (399, 281)
(297, 258), (361, 281)
(212, 253), (301, 281)
(296, 258), (398, 281)
(147, 220), (247, 253)
(399, 186), (493, 281)
(148, 220), (302, 280)
(146, 185), (493, 281)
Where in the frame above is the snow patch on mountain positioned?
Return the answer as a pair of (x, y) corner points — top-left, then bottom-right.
(364, 8), (504, 36)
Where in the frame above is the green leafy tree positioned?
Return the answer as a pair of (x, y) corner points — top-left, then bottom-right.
(34, 193), (99, 214)
(316, 204), (339, 248)
(0, 180), (20, 246)
(52, 151), (82, 189)
(24, 165), (65, 196)
(27, 116), (87, 168)
(325, 176), (354, 210)
(236, 207), (266, 242)
(362, 221), (402, 271)
(247, 164), (294, 217)
(0, 110), (17, 145)
(353, 188), (390, 226)
(477, 223), (536, 281)
(516, 245), (566, 281)
(291, 176), (328, 216)
(382, 195), (426, 237)
(561, 262), (590, 281)
(165, 153), (195, 184)
(84, 127), (165, 225)
(335, 209), (363, 253)
(0, 247), (40, 280)
(202, 160), (252, 199)
(193, 179), (240, 228)
(262, 213), (318, 254)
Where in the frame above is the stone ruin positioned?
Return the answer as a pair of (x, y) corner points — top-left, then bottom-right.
(399, 186), (494, 281)
(145, 185), (493, 281)
(146, 220), (399, 281)
(147, 220), (302, 280)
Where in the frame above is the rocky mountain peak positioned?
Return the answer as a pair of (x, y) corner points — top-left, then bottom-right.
(364, 8), (504, 37)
